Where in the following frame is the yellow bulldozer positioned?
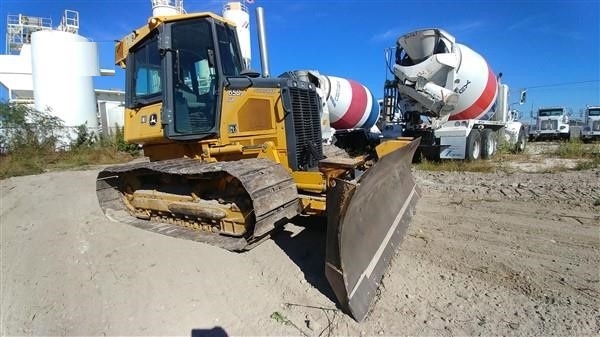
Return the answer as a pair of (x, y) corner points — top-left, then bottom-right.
(96, 6), (420, 321)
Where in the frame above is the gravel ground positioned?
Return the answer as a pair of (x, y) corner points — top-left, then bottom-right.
(1, 142), (599, 336)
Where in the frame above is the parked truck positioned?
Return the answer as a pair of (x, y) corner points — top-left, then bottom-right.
(581, 105), (600, 142)
(528, 106), (571, 141)
(381, 28), (527, 161)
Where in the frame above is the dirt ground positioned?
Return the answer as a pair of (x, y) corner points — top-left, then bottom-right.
(1, 143), (599, 336)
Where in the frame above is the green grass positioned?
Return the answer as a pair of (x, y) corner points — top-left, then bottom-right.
(415, 158), (497, 173)
(574, 155), (600, 170)
(415, 138), (600, 173)
(0, 147), (136, 179)
(553, 139), (600, 170)
(415, 139), (523, 173)
(556, 139), (587, 158)
(1, 102), (140, 179)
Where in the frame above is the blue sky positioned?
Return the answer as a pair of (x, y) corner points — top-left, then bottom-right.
(1, 0), (598, 119)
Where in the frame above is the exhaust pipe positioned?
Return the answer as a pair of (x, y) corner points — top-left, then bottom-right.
(255, 7), (270, 78)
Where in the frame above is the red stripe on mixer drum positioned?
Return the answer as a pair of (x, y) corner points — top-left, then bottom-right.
(451, 67), (497, 121)
(331, 80), (367, 129)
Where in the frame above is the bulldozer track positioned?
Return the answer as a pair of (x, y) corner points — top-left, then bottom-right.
(96, 158), (299, 251)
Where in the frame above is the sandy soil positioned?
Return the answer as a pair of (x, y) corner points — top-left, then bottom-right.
(1, 144), (599, 336)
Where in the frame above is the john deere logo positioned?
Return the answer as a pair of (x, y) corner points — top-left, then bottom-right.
(149, 114), (158, 126)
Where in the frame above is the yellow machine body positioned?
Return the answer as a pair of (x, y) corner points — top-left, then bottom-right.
(96, 11), (421, 322)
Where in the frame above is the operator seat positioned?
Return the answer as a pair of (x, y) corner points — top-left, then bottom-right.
(174, 90), (192, 132)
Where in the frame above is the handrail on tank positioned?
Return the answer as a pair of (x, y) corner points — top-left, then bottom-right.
(223, 1), (249, 13)
(151, 0), (185, 15)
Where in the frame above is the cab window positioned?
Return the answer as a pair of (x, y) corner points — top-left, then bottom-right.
(131, 34), (162, 104)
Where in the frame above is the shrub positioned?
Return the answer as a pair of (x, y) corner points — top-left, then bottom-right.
(556, 139), (586, 158)
(574, 155), (600, 170)
(0, 102), (139, 178)
(71, 122), (98, 149)
(113, 123), (139, 154)
(0, 102), (67, 154)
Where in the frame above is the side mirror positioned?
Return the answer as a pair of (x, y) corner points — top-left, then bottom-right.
(240, 69), (261, 78)
(519, 90), (527, 105)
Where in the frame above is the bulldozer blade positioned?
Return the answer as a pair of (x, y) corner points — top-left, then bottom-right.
(325, 138), (421, 321)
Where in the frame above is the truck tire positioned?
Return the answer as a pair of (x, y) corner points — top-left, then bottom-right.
(465, 129), (481, 161)
(514, 129), (526, 153)
(481, 129), (497, 159)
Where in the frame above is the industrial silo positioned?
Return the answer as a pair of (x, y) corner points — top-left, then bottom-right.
(30, 29), (100, 134)
(150, 0), (184, 16)
(223, 1), (251, 68)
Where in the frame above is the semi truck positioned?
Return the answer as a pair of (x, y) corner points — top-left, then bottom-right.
(381, 28), (527, 161)
(528, 106), (571, 141)
(581, 105), (600, 142)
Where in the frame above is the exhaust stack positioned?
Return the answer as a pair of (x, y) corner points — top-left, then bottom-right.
(255, 7), (270, 78)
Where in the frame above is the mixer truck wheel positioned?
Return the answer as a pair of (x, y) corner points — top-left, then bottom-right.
(465, 129), (482, 161)
(481, 129), (497, 159)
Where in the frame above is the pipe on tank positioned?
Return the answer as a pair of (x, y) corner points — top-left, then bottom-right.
(255, 7), (270, 78)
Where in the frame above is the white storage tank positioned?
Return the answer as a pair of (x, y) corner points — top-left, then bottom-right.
(222, 1), (251, 68)
(31, 29), (99, 131)
(151, 0), (184, 16)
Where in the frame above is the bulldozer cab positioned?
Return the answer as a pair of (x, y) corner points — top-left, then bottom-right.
(124, 14), (244, 141)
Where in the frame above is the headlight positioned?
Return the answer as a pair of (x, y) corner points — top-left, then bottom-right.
(559, 125), (566, 130)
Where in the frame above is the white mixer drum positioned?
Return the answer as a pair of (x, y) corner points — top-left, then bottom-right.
(325, 76), (379, 129)
(448, 44), (498, 120)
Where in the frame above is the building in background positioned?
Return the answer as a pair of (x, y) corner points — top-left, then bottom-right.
(0, 9), (124, 138)
(96, 89), (126, 136)
(0, 1), (255, 143)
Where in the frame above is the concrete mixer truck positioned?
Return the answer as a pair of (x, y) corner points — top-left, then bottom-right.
(279, 69), (382, 148)
(95, 3), (420, 322)
(382, 28), (527, 161)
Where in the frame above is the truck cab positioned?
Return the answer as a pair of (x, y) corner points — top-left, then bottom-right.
(529, 106), (570, 141)
(581, 106), (600, 142)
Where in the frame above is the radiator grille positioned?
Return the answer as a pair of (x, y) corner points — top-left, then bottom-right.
(593, 120), (600, 131)
(288, 86), (323, 170)
(540, 119), (558, 130)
